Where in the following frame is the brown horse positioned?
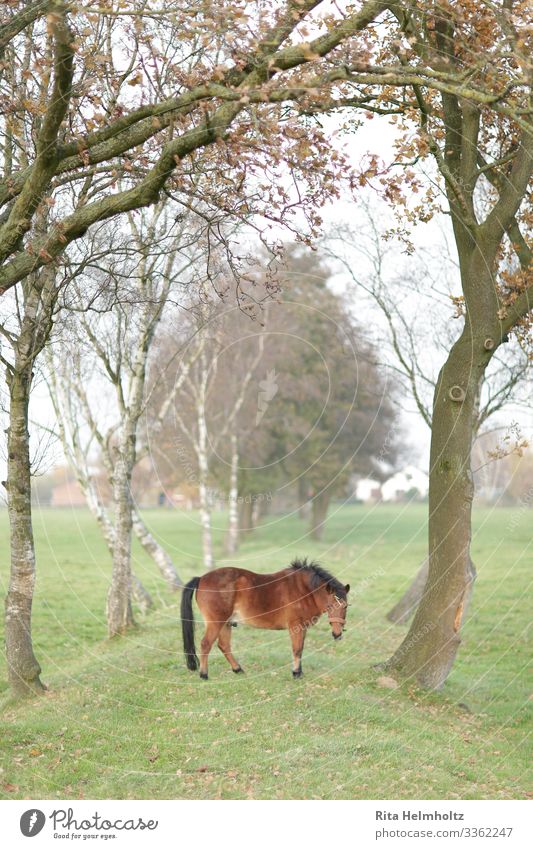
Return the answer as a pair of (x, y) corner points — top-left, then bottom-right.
(180, 558), (350, 679)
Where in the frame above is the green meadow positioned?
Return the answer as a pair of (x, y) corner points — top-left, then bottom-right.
(0, 504), (531, 799)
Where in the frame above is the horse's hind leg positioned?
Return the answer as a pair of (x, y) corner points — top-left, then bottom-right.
(199, 622), (222, 680)
(217, 623), (243, 673)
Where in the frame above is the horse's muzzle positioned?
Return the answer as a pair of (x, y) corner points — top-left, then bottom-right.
(332, 632), (343, 641)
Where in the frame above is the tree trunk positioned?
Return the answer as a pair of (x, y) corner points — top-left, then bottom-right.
(197, 363), (214, 569)
(198, 482), (213, 569)
(225, 431), (239, 555)
(130, 573), (153, 614)
(83, 477), (154, 610)
(386, 559), (429, 624)
(310, 490), (331, 541)
(131, 507), (182, 589)
(297, 478), (309, 519)
(84, 478), (116, 549)
(106, 448), (135, 636)
(4, 366), (44, 696)
(385, 329), (487, 688)
(238, 496), (254, 536)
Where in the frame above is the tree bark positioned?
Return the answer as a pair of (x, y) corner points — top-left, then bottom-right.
(131, 507), (182, 589)
(130, 573), (153, 614)
(386, 559), (429, 624)
(385, 328), (487, 687)
(82, 479), (154, 610)
(106, 444), (135, 636)
(4, 365), (45, 696)
(84, 477), (116, 548)
(310, 490), (331, 541)
(3, 258), (57, 697)
(197, 347), (214, 569)
(225, 431), (239, 555)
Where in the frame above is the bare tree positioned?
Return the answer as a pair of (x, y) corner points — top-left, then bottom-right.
(167, 297), (266, 568)
(46, 205), (203, 634)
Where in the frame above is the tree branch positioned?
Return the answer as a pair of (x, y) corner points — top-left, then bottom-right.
(0, 1), (74, 264)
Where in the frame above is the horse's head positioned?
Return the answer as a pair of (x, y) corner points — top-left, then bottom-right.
(325, 583), (350, 640)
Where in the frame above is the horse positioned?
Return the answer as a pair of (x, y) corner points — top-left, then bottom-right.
(180, 557), (350, 679)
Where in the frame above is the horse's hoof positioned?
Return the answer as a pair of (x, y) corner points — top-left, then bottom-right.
(292, 670), (303, 679)
(233, 666), (244, 674)
(199, 672), (208, 680)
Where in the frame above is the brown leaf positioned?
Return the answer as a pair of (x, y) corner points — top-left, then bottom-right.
(377, 676), (399, 690)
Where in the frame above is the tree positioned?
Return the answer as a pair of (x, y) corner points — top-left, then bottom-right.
(1, 265), (57, 694)
(328, 200), (531, 623)
(149, 294), (266, 568)
(250, 248), (398, 540)
(46, 205), (200, 634)
(375, 4), (533, 688)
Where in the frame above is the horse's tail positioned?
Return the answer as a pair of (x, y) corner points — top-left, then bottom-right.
(181, 576), (200, 671)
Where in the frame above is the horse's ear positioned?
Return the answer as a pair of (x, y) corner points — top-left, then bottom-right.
(325, 581), (335, 594)
(345, 584), (350, 593)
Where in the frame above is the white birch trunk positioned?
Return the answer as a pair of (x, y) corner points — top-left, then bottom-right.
(131, 507), (182, 589)
(197, 422), (214, 570)
(106, 444), (135, 636)
(197, 343), (214, 569)
(225, 431), (239, 555)
(83, 478), (153, 613)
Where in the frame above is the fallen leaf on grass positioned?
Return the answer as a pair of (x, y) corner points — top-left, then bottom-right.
(377, 676), (399, 690)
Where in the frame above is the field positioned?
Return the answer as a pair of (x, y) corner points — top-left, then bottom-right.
(0, 504), (531, 800)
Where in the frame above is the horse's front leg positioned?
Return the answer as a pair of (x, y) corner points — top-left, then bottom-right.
(289, 624), (307, 678)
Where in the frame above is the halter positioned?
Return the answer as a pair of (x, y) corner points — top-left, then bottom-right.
(328, 595), (347, 624)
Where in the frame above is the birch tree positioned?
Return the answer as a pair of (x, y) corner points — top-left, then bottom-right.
(46, 345), (162, 614)
(47, 206), (201, 634)
(168, 299), (266, 568)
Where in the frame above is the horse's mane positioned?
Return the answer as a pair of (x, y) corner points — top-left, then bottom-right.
(288, 557), (346, 598)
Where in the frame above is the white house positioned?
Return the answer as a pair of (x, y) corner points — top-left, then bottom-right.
(353, 478), (382, 502)
(381, 465), (429, 502)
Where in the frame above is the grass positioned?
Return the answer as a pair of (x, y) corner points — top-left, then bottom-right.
(0, 502), (531, 800)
